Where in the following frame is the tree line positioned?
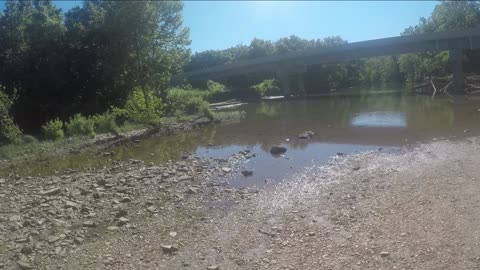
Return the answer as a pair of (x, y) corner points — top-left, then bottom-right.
(0, 0), (190, 133)
(186, 0), (480, 92)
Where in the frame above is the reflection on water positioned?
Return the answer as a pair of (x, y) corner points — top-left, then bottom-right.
(351, 111), (407, 128)
(5, 93), (480, 184)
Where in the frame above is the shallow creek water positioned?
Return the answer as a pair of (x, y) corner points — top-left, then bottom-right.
(6, 93), (480, 187)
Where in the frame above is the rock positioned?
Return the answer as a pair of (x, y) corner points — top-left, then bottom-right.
(20, 246), (33, 255)
(299, 131), (315, 139)
(146, 206), (157, 213)
(308, 232), (316, 237)
(380, 251), (390, 257)
(161, 244), (178, 254)
(83, 220), (96, 227)
(17, 261), (33, 270)
(336, 152), (346, 156)
(120, 197), (132, 203)
(169, 231), (177, 237)
(185, 187), (198, 194)
(117, 217), (129, 226)
(64, 200), (80, 209)
(464, 129), (470, 133)
(178, 175), (193, 181)
(74, 237), (84, 244)
(352, 166), (361, 171)
(40, 187), (61, 196)
(9, 215), (21, 222)
(116, 209), (128, 218)
(97, 179), (107, 186)
(241, 170), (253, 177)
(107, 226), (120, 231)
(101, 151), (114, 157)
(270, 146), (287, 155)
(207, 266), (220, 270)
(16, 238), (28, 243)
(221, 167), (232, 173)
(285, 138), (290, 142)
(92, 192), (101, 199)
(239, 150), (250, 155)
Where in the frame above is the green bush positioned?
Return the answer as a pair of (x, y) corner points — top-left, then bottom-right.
(42, 118), (64, 140)
(0, 90), (22, 145)
(93, 112), (119, 135)
(249, 79), (281, 98)
(124, 87), (164, 126)
(200, 101), (214, 120)
(20, 135), (38, 144)
(167, 88), (214, 119)
(65, 113), (95, 138)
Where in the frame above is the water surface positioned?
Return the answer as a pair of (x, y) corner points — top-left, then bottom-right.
(6, 93), (480, 187)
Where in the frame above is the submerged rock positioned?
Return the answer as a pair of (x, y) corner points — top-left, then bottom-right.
(299, 131), (315, 139)
(270, 146), (287, 155)
(241, 170), (253, 177)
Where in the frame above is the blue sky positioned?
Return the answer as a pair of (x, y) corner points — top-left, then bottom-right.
(1, 1), (438, 53)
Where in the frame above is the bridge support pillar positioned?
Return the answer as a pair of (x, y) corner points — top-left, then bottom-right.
(276, 66), (307, 97)
(450, 49), (464, 92)
(295, 73), (306, 96)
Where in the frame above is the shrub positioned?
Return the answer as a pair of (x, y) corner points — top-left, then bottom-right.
(0, 90), (22, 145)
(200, 101), (214, 120)
(249, 79), (281, 98)
(20, 135), (38, 144)
(65, 113), (95, 138)
(93, 112), (119, 135)
(166, 87), (215, 119)
(124, 87), (163, 126)
(42, 118), (64, 140)
(205, 80), (231, 102)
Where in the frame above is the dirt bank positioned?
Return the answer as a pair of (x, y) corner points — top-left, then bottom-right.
(2, 137), (480, 269)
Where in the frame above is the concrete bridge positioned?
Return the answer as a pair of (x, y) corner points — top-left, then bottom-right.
(173, 27), (480, 94)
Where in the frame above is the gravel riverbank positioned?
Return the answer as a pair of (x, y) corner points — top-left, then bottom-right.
(2, 137), (480, 269)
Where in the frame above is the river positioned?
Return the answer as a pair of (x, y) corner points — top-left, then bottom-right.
(7, 93), (480, 185)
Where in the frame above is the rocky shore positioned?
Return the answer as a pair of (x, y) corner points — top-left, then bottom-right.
(2, 137), (480, 269)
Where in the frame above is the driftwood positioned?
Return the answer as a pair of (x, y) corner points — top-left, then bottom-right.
(430, 80), (438, 99)
(415, 73), (480, 98)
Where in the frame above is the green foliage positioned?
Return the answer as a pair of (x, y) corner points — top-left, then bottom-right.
(65, 113), (95, 138)
(93, 112), (119, 135)
(166, 87), (214, 119)
(0, 89), (22, 145)
(0, 0), (190, 130)
(123, 87), (163, 126)
(249, 79), (281, 98)
(42, 118), (64, 141)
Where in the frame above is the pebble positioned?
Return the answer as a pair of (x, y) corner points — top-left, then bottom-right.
(221, 167), (232, 173)
(83, 220), (97, 227)
(118, 217), (129, 226)
(241, 170), (253, 177)
(161, 245), (178, 254)
(17, 261), (33, 270)
(380, 251), (390, 257)
(20, 246), (33, 255)
(207, 266), (220, 270)
(41, 187), (61, 196)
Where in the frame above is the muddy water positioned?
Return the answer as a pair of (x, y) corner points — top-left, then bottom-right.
(6, 94), (480, 186)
